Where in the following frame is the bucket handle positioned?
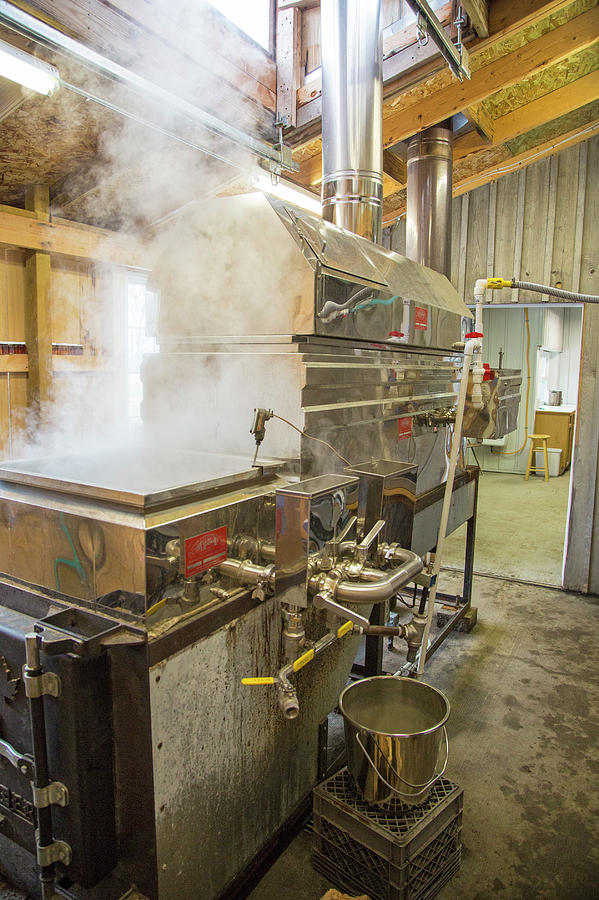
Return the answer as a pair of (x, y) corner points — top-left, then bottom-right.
(355, 726), (448, 800)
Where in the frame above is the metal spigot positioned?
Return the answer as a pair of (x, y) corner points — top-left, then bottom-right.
(250, 408), (274, 465)
(355, 519), (386, 563)
(323, 515), (357, 565)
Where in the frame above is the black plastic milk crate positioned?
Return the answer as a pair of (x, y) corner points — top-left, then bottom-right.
(312, 769), (463, 900)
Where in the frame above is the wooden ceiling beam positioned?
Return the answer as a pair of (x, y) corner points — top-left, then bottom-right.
(290, 2), (594, 189)
(486, 0), (578, 43)
(382, 150), (407, 187)
(492, 70), (599, 146)
(291, 0), (575, 144)
(380, 66), (599, 204)
(461, 0), (489, 37)
(0, 204), (148, 267)
(382, 6), (599, 147)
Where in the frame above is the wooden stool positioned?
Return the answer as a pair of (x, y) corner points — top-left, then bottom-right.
(525, 433), (551, 481)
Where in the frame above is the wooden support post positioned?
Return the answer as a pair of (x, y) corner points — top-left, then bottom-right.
(277, 7), (302, 127)
(24, 185), (52, 425)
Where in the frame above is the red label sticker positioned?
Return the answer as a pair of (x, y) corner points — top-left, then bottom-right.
(415, 306), (428, 330)
(185, 526), (227, 577)
(398, 417), (412, 440)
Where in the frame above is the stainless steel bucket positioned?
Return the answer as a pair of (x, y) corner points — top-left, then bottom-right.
(547, 390), (563, 406)
(339, 676), (450, 805)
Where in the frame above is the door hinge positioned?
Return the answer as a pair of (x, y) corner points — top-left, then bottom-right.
(32, 781), (69, 809)
(36, 835), (72, 867)
(23, 669), (60, 699)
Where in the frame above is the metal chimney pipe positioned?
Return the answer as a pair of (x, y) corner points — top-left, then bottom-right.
(320, 0), (383, 244)
(406, 123), (453, 276)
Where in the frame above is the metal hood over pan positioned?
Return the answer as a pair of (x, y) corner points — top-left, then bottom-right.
(152, 192), (470, 350)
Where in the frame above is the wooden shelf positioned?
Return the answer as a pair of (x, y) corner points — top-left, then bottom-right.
(0, 355), (106, 374)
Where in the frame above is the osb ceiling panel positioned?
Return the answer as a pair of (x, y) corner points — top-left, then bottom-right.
(384, 0), (597, 117)
(0, 88), (104, 205)
(506, 97), (599, 154)
(473, 0), (597, 68)
(482, 45), (599, 118)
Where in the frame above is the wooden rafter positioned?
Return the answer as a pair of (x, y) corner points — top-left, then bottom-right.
(461, 0), (489, 37)
(0, 205), (148, 267)
(382, 6), (598, 146)
(491, 70), (599, 145)
(383, 150), (408, 186)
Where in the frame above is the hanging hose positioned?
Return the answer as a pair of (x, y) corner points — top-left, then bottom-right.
(318, 286), (374, 320)
(271, 413), (351, 467)
(511, 280), (599, 303)
(496, 309), (530, 457)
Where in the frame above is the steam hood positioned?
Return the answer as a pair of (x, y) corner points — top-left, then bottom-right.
(152, 192), (470, 350)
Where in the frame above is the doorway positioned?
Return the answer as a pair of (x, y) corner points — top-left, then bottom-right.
(444, 303), (583, 588)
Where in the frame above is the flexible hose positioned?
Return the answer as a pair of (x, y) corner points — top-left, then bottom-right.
(497, 309), (530, 457)
(271, 413), (351, 467)
(318, 286), (373, 320)
(512, 280), (599, 303)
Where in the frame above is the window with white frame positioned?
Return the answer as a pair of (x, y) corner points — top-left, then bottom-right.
(126, 275), (158, 420)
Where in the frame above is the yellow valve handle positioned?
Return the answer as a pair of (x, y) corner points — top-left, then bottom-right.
(337, 620), (354, 638)
(241, 677), (276, 686)
(486, 278), (512, 290)
(293, 648), (314, 672)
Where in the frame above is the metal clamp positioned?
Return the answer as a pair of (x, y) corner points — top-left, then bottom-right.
(36, 836), (72, 867)
(23, 669), (60, 699)
(32, 781), (69, 809)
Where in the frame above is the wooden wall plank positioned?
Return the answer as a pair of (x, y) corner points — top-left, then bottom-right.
(541, 155), (558, 302)
(24, 186), (52, 420)
(4, 249), (26, 341)
(458, 194), (470, 300)
(579, 136), (599, 297)
(511, 170), (526, 302)
(465, 183), (489, 300)
(552, 145), (582, 292)
(277, 8), (302, 127)
(520, 156), (549, 298)
(572, 141), (588, 292)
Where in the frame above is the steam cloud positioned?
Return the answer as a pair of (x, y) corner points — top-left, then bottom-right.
(6, 3), (288, 475)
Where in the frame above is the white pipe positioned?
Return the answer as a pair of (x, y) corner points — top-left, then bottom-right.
(416, 337), (482, 674)
(470, 278), (487, 410)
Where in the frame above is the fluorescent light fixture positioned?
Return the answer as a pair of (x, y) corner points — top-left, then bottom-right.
(0, 40), (59, 95)
(253, 171), (322, 216)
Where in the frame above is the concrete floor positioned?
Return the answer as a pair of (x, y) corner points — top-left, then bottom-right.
(3, 572), (597, 900)
(443, 471), (571, 587)
(249, 571), (599, 900)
